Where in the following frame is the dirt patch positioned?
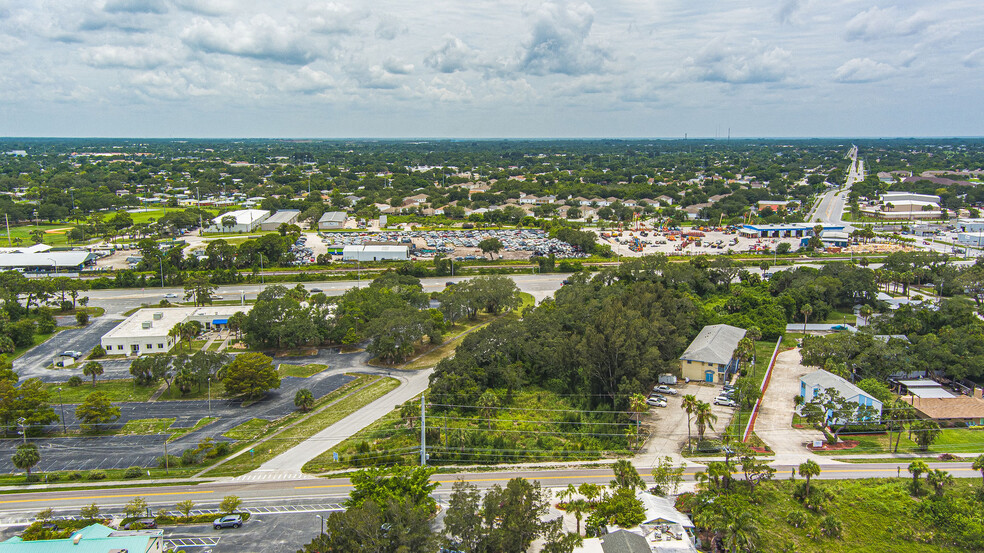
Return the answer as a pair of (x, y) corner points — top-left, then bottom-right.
(807, 440), (858, 451)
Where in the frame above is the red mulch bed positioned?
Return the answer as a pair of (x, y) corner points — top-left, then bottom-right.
(807, 440), (859, 451)
(749, 446), (771, 454)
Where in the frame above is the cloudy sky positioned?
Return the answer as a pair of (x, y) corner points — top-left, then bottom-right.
(1, 0), (982, 138)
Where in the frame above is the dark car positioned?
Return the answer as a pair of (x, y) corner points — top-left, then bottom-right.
(124, 518), (157, 530)
(310, 288), (323, 293)
(213, 514), (242, 529)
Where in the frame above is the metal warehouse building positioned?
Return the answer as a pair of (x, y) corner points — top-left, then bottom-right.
(342, 245), (409, 262)
(259, 209), (300, 231)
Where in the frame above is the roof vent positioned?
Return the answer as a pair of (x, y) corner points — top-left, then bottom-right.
(142, 321), (152, 329)
(73, 533), (83, 545)
(153, 312), (163, 320)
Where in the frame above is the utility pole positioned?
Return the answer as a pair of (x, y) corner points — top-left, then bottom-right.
(163, 437), (169, 475)
(420, 395), (426, 466)
(58, 387), (66, 433)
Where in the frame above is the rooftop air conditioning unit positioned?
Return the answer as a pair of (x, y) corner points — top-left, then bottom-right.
(153, 312), (163, 320)
(142, 321), (152, 329)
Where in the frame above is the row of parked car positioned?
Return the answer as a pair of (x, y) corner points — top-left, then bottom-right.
(714, 384), (738, 407)
(647, 384), (678, 407)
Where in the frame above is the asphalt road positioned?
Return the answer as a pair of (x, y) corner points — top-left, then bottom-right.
(0, 462), (976, 520)
(84, 273), (566, 316)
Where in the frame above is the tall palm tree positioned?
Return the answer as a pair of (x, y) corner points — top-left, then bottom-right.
(723, 510), (760, 553)
(800, 304), (813, 334)
(629, 393), (648, 449)
(798, 460), (821, 497)
(889, 398), (916, 452)
(859, 305), (873, 326)
(694, 401), (717, 442)
(682, 394), (698, 451)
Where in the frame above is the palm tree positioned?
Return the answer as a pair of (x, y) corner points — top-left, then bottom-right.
(629, 393), (648, 448)
(908, 460), (929, 496)
(798, 460), (821, 497)
(735, 337), (755, 373)
(82, 361), (104, 387)
(859, 305), (873, 326)
(694, 401), (717, 442)
(926, 468), (953, 497)
(800, 304), (813, 334)
(293, 389), (314, 412)
(682, 394), (698, 451)
(889, 398), (916, 452)
(568, 498), (588, 536)
(476, 389), (500, 431)
(972, 454), (984, 486)
(723, 510), (760, 553)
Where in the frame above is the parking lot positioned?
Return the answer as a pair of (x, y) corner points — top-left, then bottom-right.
(637, 381), (739, 467)
(321, 228), (586, 260)
(597, 228), (803, 258)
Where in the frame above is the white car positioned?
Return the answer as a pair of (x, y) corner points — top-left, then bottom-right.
(163, 293), (177, 299)
(647, 398), (667, 407)
(653, 385), (678, 395)
(714, 398), (738, 407)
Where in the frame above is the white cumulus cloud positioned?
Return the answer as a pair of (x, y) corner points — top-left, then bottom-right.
(833, 57), (897, 83)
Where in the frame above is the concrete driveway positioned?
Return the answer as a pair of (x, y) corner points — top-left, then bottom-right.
(754, 348), (823, 464)
(635, 382), (735, 467)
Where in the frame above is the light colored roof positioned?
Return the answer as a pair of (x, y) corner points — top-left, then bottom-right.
(319, 211), (347, 223)
(801, 369), (879, 405)
(821, 231), (850, 240)
(0, 523), (163, 553)
(264, 209), (300, 224)
(897, 379), (943, 387)
(102, 306), (250, 340)
(342, 245), (409, 253)
(904, 396), (984, 419)
(0, 251), (96, 268)
(639, 492), (694, 528)
(211, 209), (269, 225)
(679, 324), (746, 365)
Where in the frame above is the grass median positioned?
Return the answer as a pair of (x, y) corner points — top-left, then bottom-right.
(202, 375), (400, 477)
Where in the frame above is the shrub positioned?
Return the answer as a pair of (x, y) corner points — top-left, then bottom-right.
(180, 449), (202, 466)
(89, 345), (106, 359)
(43, 473), (60, 483)
(786, 510), (808, 528)
(67, 376), (83, 387)
(820, 514), (843, 538)
(157, 454), (180, 469)
(67, 471), (84, 481)
(75, 312), (89, 326)
(87, 470), (107, 481)
(123, 466), (143, 479)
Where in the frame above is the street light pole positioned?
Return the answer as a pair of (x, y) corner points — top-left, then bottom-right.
(57, 387), (66, 433)
(316, 514), (325, 537)
(208, 377), (211, 419)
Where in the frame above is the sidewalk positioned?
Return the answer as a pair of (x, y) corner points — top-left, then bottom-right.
(249, 369), (433, 475)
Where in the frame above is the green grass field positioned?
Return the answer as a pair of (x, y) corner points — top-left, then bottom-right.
(278, 363), (330, 378)
(814, 427), (984, 456)
(120, 418), (175, 435)
(748, 478), (981, 552)
(2, 224), (79, 246)
(45, 379), (159, 403)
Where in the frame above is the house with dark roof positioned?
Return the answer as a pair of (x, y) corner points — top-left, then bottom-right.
(601, 530), (652, 553)
(679, 324), (746, 384)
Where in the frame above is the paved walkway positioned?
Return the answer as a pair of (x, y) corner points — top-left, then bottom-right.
(247, 368), (433, 476)
(754, 348), (823, 464)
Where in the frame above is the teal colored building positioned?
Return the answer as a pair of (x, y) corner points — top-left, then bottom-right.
(0, 524), (163, 553)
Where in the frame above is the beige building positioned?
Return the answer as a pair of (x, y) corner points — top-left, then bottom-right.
(679, 324), (746, 384)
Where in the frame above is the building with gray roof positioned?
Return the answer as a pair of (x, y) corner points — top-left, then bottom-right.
(259, 209), (300, 231)
(319, 211), (348, 229)
(679, 324), (746, 384)
(800, 369), (883, 422)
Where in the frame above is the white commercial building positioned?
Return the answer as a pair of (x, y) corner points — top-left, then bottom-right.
(101, 306), (250, 356)
(0, 250), (97, 271)
(342, 245), (409, 262)
(205, 209), (270, 233)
